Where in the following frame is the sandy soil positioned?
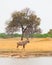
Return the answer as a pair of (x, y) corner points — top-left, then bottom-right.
(0, 37), (52, 57)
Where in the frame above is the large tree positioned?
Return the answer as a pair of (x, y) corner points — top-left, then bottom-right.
(48, 29), (52, 34)
(6, 8), (41, 40)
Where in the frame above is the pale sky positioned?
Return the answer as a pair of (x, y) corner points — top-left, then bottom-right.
(0, 0), (52, 33)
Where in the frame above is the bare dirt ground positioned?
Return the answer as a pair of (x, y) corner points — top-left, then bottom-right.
(0, 37), (52, 58)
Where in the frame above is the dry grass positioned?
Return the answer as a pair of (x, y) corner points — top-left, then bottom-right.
(0, 37), (52, 57)
(0, 37), (52, 51)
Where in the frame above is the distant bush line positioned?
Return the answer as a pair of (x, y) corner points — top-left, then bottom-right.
(0, 33), (52, 38)
(0, 33), (21, 38)
(30, 34), (52, 38)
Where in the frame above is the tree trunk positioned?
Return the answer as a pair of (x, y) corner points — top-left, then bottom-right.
(21, 32), (24, 40)
(21, 27), (24, 40)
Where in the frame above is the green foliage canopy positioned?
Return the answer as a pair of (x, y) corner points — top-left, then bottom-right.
(6, 8), (41, 40)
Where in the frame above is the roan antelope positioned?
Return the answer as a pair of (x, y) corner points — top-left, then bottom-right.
(17, 40), (29, 49)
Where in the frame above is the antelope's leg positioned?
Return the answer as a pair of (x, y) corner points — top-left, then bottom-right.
(17, 44), (19, 48)
(23, 45), (25, 48)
